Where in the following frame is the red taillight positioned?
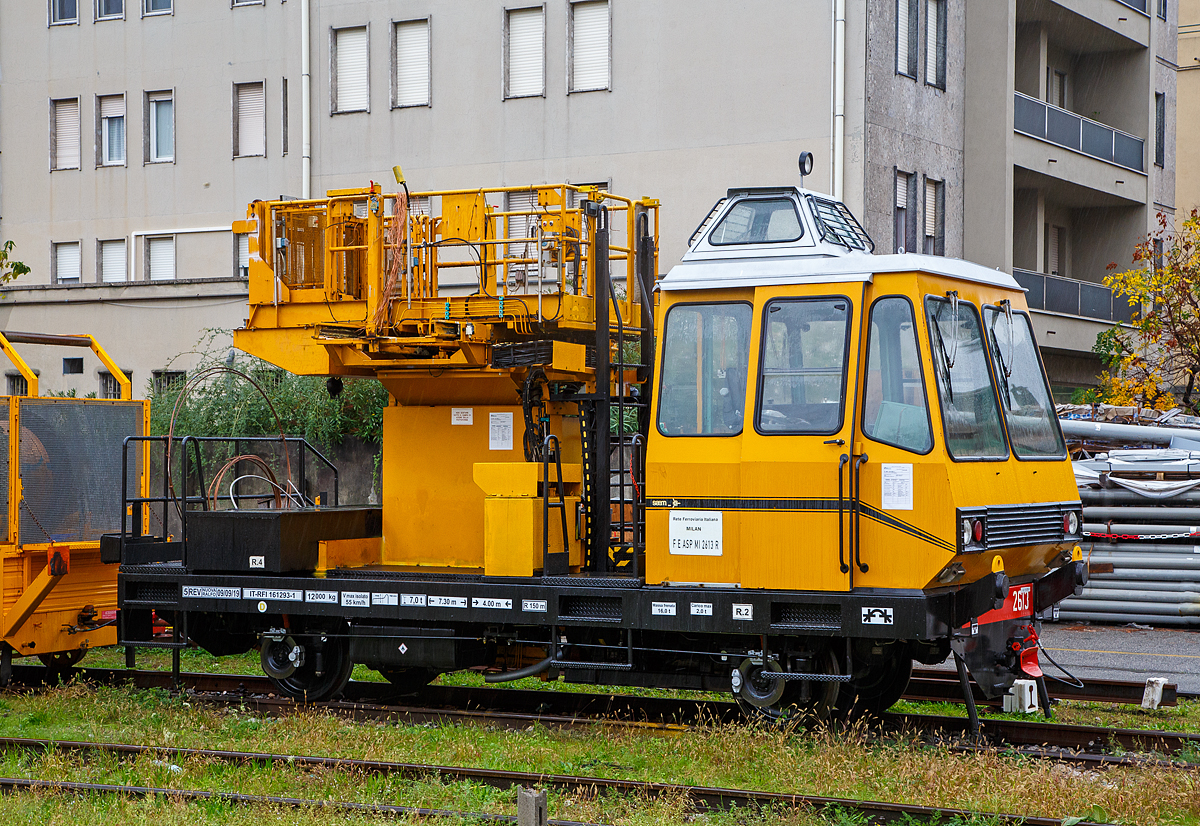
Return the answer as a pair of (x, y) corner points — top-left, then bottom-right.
(1063, 513), (1071, 532)
(972, 519), (984, 542)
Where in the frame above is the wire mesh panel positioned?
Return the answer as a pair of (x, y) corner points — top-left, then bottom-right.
(18, 399), (144, 545)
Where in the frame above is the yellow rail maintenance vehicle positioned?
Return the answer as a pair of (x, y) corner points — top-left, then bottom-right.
(0, 332), (148, 684)
(115, 163), (1085, 722)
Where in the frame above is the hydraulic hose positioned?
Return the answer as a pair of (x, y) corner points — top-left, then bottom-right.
(484, 656), (553, 683)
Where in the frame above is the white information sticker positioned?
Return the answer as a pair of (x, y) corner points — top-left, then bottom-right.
(248, 555), (265, 569)
(305, 590), (339, 604)
(668, 510), (723, 556)
(472, 597), (513, 610)
(522, 599), (548, 613)
(401, 594), (427, 607)
(732, 603), (754, 621)
(451, 408), (474, 426)
(861, 607), (894, 625)
(243, 588), (302, 602)
(651, 601), (677, 616)
(429, 595), (468, 609)
(881, 463), (914, 511)
(372, 592), (399, 606)
(341, 591), (370, 608)
(489, 412), (514, 451)
(183, 586), (240, 600)
(690, 602), (713, 617)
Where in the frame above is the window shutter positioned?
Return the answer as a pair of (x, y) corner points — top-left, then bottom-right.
(896, 0), (910, 74)
(148, 237), (175, 281)
(394, 20), (430, 107)
(1048, 226), (1060, 276)
(99, 95), (123, 119)
(335, 27), (369, 111)
(55, 243), (81, 282)
(101, 240), (126, 282)
(571, 1), (609, 91)
(924, 179), (937, 238)
(238, 234), (250, 274)
(895, 171), (909, 209)
(507, 8), (544, 97)
(237, 83), (265, 156)
(925, 0), (938, 81)
(54, 99), (80, 170)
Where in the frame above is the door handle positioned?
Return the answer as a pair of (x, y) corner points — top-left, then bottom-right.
(853, 453), (870, 574)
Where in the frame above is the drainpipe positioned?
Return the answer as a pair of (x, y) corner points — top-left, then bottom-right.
(832, 0), (846, 201)
(301, 0), (312, 199)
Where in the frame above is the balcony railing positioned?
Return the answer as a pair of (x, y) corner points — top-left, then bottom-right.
(1014, 92), (1144, 173)
(1014, 268), (1136, 323)
(1114, 0), (1147, 13)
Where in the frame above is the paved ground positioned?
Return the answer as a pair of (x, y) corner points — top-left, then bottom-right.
(926, 623), (1200, 694)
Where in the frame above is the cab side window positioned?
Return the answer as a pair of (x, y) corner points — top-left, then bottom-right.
(756, 298), (851, 435)
(862, 297), (933, 453)
(656, 302), (753, 436)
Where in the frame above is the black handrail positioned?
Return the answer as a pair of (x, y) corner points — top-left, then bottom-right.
(837, 453), (850, 574)
(853, 453), (870, 574)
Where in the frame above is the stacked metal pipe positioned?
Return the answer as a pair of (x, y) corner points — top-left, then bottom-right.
(1061, 454), (1200, 626)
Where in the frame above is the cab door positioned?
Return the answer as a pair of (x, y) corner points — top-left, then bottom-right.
(850, 288), (954, 591)
(738, 284), (863, 593)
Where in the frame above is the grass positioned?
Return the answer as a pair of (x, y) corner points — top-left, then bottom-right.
(0, 683), (1192, 824)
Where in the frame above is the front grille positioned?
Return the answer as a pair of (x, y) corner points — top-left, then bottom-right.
(772, 603), (841, 631)
(985, 502), (1065, 549)
(125, 581), (178, 605)
(559, 595), (622, 622)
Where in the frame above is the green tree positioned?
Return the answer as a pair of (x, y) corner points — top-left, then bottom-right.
(0, 240), (31, 287)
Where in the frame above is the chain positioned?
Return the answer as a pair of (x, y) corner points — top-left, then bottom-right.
(19, 500), (56, 544)
(1083, 530), (1200, 540)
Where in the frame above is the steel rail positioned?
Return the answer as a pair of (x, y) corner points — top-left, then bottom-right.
(0, 739), (1107, 825)
(0, 776), (603, 825)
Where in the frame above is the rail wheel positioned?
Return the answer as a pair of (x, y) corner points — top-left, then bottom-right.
(734, 649), (840, 725)
(262, 634), (353, 702)
(378, 667), (439, 694)
(834, 642), (912, 719)
(38, 648), (87, 671)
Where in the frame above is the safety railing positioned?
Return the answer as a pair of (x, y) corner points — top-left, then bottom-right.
(1014, 92), (1144, 173)
(1014, 268), (1136, 323)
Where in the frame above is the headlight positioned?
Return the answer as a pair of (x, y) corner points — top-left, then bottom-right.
(961, 518), (973, 547)
(1064, 511), (1079, 535)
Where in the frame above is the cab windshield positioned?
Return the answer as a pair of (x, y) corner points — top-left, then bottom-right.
(925, 296), (1007, 459)
(983, 306), (1066, 458)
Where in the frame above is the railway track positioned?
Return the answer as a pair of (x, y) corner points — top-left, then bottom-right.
(6, 664), (1198, 767)
(0, 737), (1108, 825)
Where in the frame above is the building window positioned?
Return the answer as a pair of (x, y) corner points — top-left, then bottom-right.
(1155, 92), (1165, 168)
(232, 0), (263, 5)
(99, 370), (130, 399)
(234, 81), (266, 157)
(1045, 224), (1065, 277)
(63, 358), (84, 375)
(53, 241), (81, 284)
(146, 91), (174, 162)
(97, 0), (123, 19)
(147, 235), (175, 281)
(281, 78), (289, 155)
(332, 26), (369, 113)
(924, 0), (946, 90)
(923, 177), (944, 256)
(236, 233), (250, 278)
(894, 170), (916, 254)
(1159, 0), (1167, 20)
(99, 238), (126, 282)
(505, 6), (545, 99)
(50, 0), (77, 24)
(51, 98), (81, 171)
(6, 374), (28, 397)
(392, 19), (431, 108)
(143, 0), (170, 15)
(98, 94), (125, 166)
(896, 0), (918, 78)
(569, 1), (610, 93)
(1048, 69), (1067, 108)
(152, 370), (185, 394)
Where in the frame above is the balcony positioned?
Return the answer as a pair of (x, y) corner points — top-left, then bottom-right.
(1014, 92), (1144, 173)
(1113, 0), (1147, 13)
(1014, 268), (1136, 323)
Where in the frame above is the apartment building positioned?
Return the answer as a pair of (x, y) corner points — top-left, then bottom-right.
(1179, 0), (1200, 212)
(0, 0), (1176, 398)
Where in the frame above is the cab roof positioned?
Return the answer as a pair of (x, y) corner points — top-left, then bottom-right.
(659, 187), (1022, 293)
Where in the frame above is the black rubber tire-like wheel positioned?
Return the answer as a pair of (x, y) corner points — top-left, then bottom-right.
(735, 649), (840, 725)
(267, 635), (354, 702)
(835, 643), (912, 719)
(38, 648), (87, 671)
(378, 667), (439, 695)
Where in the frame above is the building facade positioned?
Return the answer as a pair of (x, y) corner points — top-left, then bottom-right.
(1179, 0), (1200, 213)
(0, 0), (1177, 398)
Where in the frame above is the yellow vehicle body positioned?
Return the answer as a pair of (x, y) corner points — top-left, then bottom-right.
(0, 332), (149, 668)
